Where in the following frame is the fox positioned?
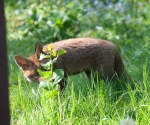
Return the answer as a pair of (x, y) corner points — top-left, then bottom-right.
(14, 38), (130, 90)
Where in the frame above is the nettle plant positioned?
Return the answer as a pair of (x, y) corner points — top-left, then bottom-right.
(37, 44), (66, 95)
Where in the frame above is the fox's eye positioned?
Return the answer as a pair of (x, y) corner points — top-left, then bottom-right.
(33, 73), (39, 77)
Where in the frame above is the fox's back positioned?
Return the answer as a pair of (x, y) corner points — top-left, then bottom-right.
(53, 38), (115, 51)
(50, 38), (117, 75)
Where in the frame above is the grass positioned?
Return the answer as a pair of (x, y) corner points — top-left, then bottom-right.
(9, 71), (150, 124)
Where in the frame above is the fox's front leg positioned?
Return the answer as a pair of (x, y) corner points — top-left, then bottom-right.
(58, 73), (67, 91)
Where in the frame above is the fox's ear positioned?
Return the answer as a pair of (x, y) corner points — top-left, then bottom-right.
(14, 55), (31, 70)
(35, 42), (43, 59)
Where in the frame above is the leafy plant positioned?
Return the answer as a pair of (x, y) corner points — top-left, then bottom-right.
(6, 1), (84, 42)
(37, 43), (66, 96)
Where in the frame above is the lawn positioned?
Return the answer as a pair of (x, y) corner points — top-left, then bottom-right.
(6, 0), (150, 124)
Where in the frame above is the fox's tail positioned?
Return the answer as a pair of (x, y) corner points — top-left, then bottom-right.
(114, 50), (125, 78)
(114, 50), (134, 88)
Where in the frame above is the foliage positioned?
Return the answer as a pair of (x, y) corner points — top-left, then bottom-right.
(6, 0), (84, 42)
(37, 43), (66, 95)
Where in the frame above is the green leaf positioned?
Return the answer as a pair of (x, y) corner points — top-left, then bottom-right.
(57, 49), (66, 57)
(52, 57), (57, 63)
(39, 53), (46, 60)
(41, 60), (53, 70)
(37, 69), (52, 79)
(39, 80), (54, 90)
(39, 80), (50, 89)
(39, 53), (50, 60)
(66, 2), (74, 8)
(39, 80), (59, 93)
(53, 69), (64, 84)
(56, 18), (63, 28)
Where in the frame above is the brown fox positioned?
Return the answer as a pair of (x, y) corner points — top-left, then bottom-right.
(14, 38), (128, 90)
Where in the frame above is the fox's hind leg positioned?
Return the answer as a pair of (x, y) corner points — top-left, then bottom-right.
(97, 66), (115, 80)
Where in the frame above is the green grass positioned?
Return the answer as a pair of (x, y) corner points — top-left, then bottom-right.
(9, 70), (150, 124)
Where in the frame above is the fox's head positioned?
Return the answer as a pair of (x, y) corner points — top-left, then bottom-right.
(14, 42), (48, 83)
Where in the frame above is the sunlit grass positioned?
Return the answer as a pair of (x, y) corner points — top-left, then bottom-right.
(9, 59), (150, 124)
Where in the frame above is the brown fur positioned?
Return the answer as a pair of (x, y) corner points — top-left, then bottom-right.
(14, 38), (126, 90)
